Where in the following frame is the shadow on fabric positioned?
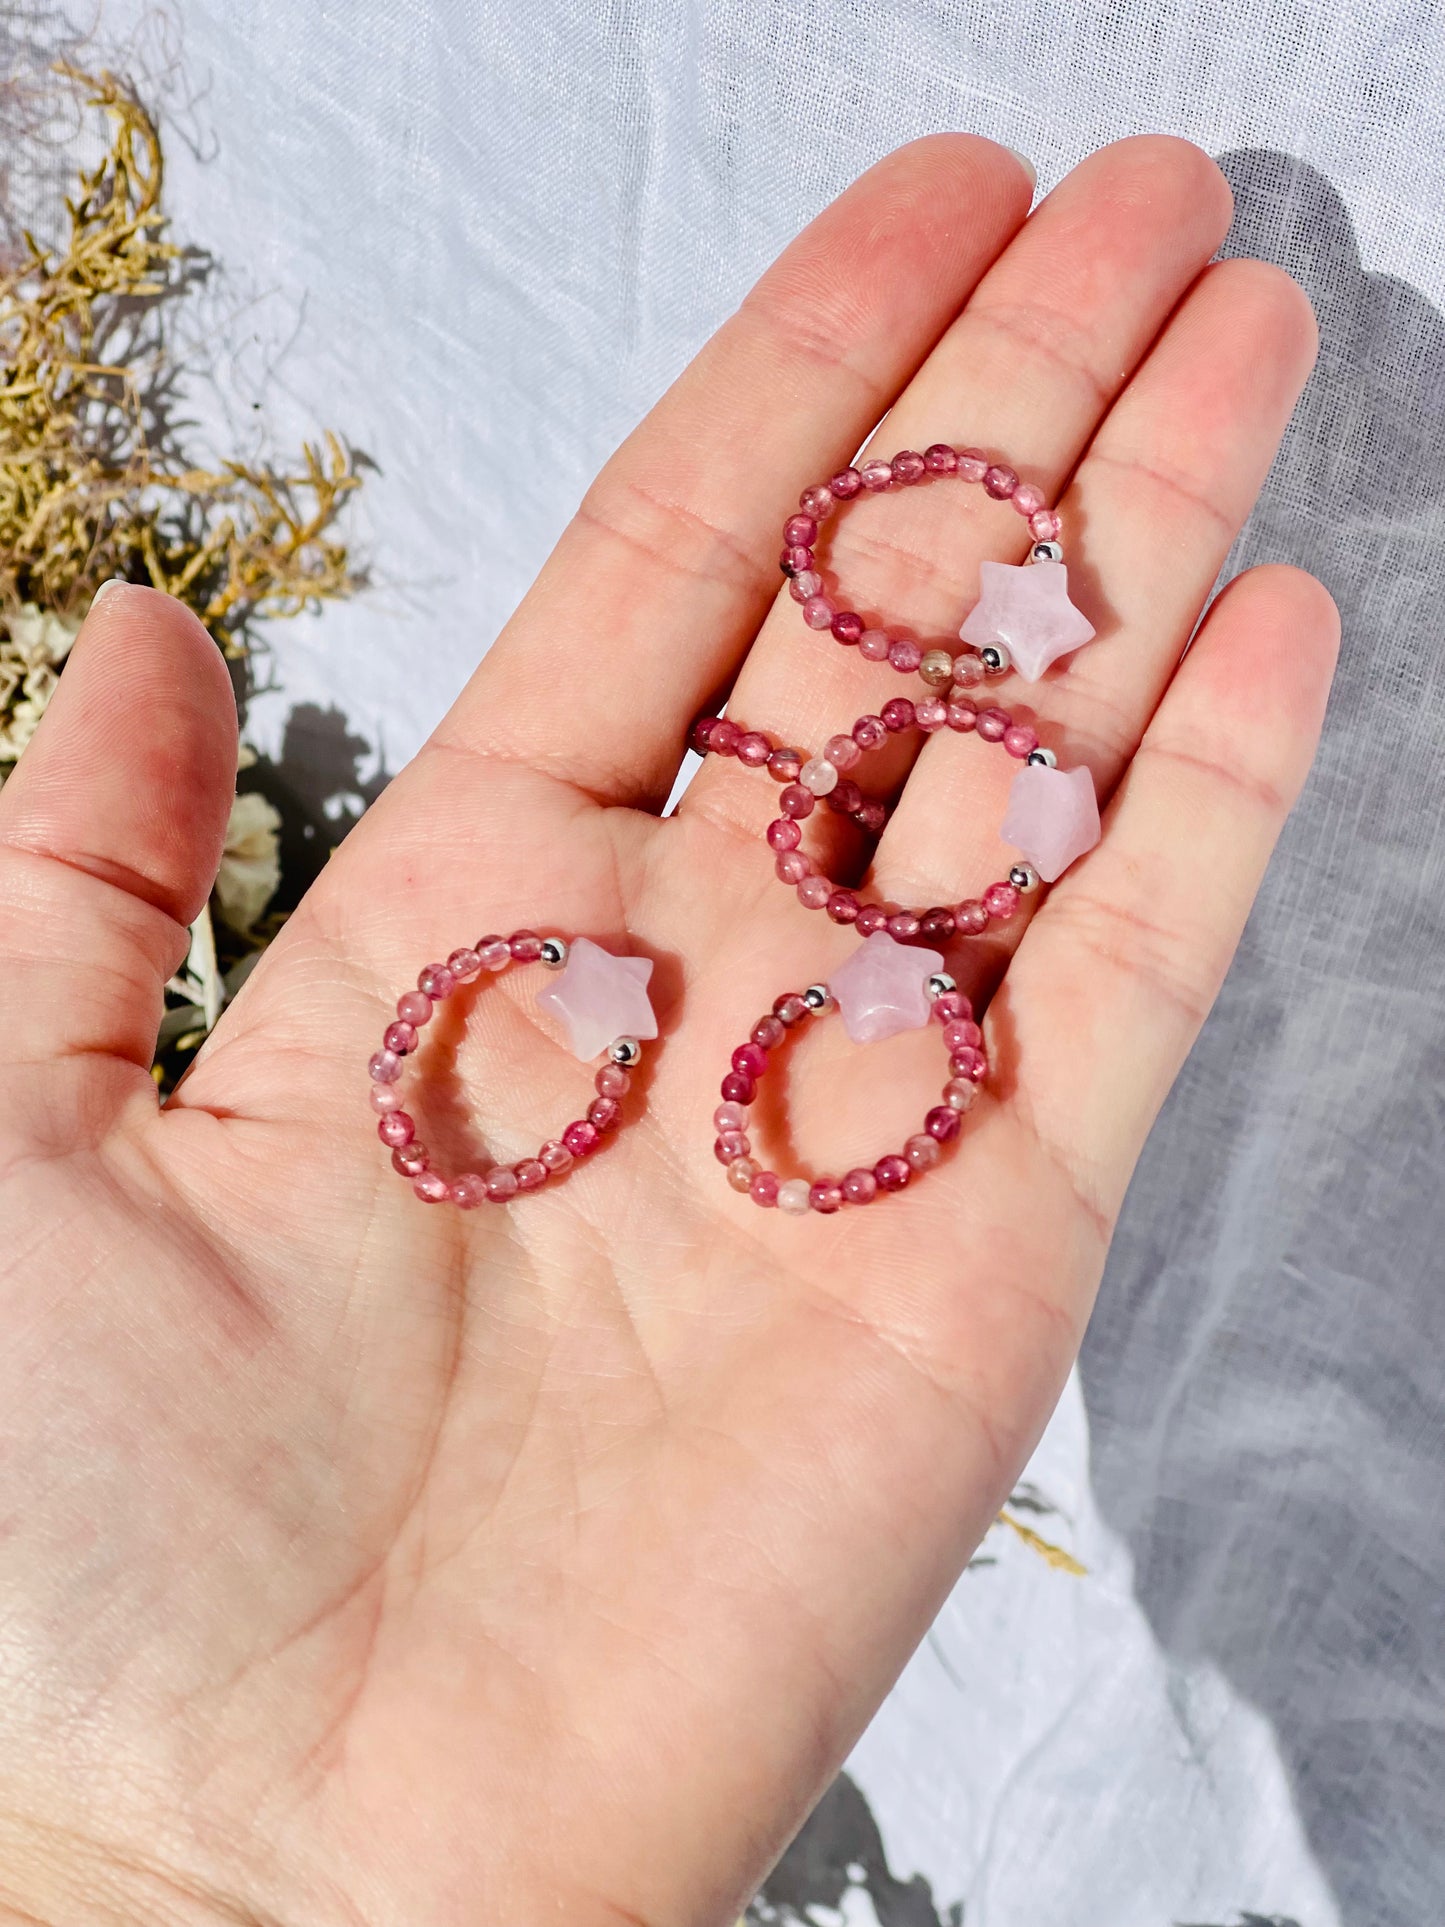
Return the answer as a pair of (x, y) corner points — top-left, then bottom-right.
(1080, 148), (1445, 1927)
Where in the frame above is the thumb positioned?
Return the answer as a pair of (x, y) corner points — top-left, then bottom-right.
(0, 584), (237, 1091)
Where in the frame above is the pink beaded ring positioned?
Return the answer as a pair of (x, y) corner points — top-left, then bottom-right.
(782, 445), (1095, 686)
(714, 935), (987, 1214)
(370, 932), (658, 1206)
(692, 702), (1101, 940)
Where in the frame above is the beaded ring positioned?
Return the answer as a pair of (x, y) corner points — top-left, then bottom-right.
(691, 702), (1101, 938)
(713, 938), (987, 1213)
(781, 444), (1095, 686)
(369, 932), (657, 1205)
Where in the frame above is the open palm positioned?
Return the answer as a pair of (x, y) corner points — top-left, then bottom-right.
(0, 136), (1336, 1927)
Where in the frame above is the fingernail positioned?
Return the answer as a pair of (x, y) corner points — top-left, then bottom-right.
(89, 577), (129, 608)
(1004, 146), (1036, 188)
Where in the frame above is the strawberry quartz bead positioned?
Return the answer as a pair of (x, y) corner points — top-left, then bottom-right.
(721, 1071), (755, 1105)
(853, 714), (887, 751)
(477, 936), (511, 970)
(977, 707), (1011, 743)
(842, 1167), (878, 1204)
(378, 1111), (414, 1148)
(887, 911), (921, 942)
(1004, 723), (1039, 759)
(392, 1140), (429, 1177)
(802, 595), (835, 631)
(957, 448), (988, 483)
(397, 990), (432, 1026)
(486, 1167), (519, 1202)
(943, 1018), (983, 1051)
(736, 730), (771, 767)
(369, 1049), (403, 1083)
(925, 1105), (962, 1142)
(904, 1133), (941, 1172)
(776, 851), (811, 884)
(919, 908), (956, 943)
(891, 449), (925, 484)
(828, 778), (862, 815)
(1030, 508), (1062, 542)
(451, 1172), (487, 1210)
(798, 876), (830, 909)
(1012, 481), (1047, 519)
(983, 463), (1018, 499)
(800, 483), (834, 519)
(780, 783), (815, 819)
(708, 719), (741, 755)
(887, 638), (922, 674)
(781, 544), (813, 574)
(384, 1020), (418, 1055)
(515, 1160), (549, 1192)
(874, 1155), (911, 1192)
(955, 899), (988, 936)
(827, 890), (861, 924)
(789, 570), (823, 602)
(597, 1063), (631, 1098)
(768, 817), (802, 852)
(931, 990), (970, 1024)
(784, 513), (818, 547)
(417, 963), (455, 1001)
(715, 1131), (751, 1164)
(951, 1044), (988, 1081)
(855, 903), (889, 936)
(539, 1139), (573, 1175)
(768, 746), (803, 782)
(829, 466), (862, 499)
(824, 733), (861, 771)
(562, 1119), (601, 1158)
(690, 716), (718, 752)
(447, 947), (482, 981)
(413, 1170), (450, 1203)
(859, 629), (890, 662)
(715, 1100), (749, 1133)
(370, 1084), (404, 1115)
(881, 697), (916, 733)
(773, 993), (808, 1026)
(916, 697), (947, 731)
(588, 1096), (622, 1133)
(809, 1179), (845, 1214)
(984, 881), (1021, 920)
(859, 458), (892, 491)
(831, 610), (864, 645)
(510, 930), (543, 962)
(751, 1015), (786, 1049)
(923, 442), (958, 473)
(732, 1042), (768, 1078)
(749, 1170), (781, 1206)
(728, 1157), (759, 1192)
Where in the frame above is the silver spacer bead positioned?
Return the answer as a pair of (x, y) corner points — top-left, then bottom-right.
(1009, 863), (1040, 894)
(980, 642), (1011, 677)
(803, 983), (833, 1013)
(608, 1035), (642, 1066)
(1030, 540), (1063, 564)
(1026, 746), (1058, 769)
(925, 972), (957, 1001)
(539, 936), (569, 968)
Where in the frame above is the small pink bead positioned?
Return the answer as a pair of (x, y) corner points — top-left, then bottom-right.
(802, 595), (835, 631)
(690, 716), (718, 753)
(828, 777), (862, 815)
(919, 908), (956, 943)
(715, 1100), (749, 1133)
(721, 1070), (756, 1105)
(842, 1167), (879, 1204)
(983, 463), (1018, 499)
(931, 990), (969, 1023)
(772, 993), (808, 1026)
(925, 1105), (962, 1142)
(823, 733), (861, 771)
(797, 875), (830, 910)
(1003, 723), (1039, 759)
(776, 850), (812, 884)
(784, 513), (818, 547)
(977, 707), (1011, 743)
(370, 1084), (404, 1115)
(951, 650), (986, 689)
(510, 931), (543, 962)
(736, 730), (772, 767)
(780, 783), (815, 819)
(856, 800), (887, 834)
(881, 697), (916, 733)
(515, 1158), (549, 1192)
(477, 937), (511, 971)
(858, 629), (891, 662)
(950, 1043), (989, 1081)
(708, 719), (741, 756)
(800, 484), (835, 519)
(946, 701), (978, 736)
(392, 1140), (429, 1177)
(369, 1049), (403, 1083)
(915, 696), (948, 732)
(984, 881), (1021, 921)
(732, 1041), (769, 1078)
(781, 544), (814, 574)
(715, 1130), (751, 1164)
(904, 1133), (941, 1171)
(588, 1096), (622, 1133)
(383, 1020), (418, 1055)
(831, 609), (864, 646)
(413, 1170), (450, 1203)
(767, 816), (802, 852)
(800, 756), (838, 796)
(827, 890), (860, 925)
(447, 948), (481, 981)
(853, 714), (887, 751)
(562, 1119), (601, 1158)
(956, 449), (989, 483)
(855, 903), (889, 936)
(397, 990), (432, 1026)
(596, 1063), (631, 1098)
(486, 1166), (520, 1201)
(451, 1172), (487, 1209)
(886, 912), (921, 942)
(768, 746), (803, 783)
(944, 1077), (979, 1112)
(954, 899), (989, 936)
(829, 466), (862, 499)
(378, 1111), (414, 1148)
(874, 1154), (912, 1192)
(789, 569), (823, 602)
(727, 1156), (760, 1193)
(751, 1015), (786, 1050)
(809, 1179), (845, 1213)
(891, 449), (925, 484)
(923, 442), (958, 473)
(1030, 508), (1062, 542)
(859, 458), (892, 491)
(1012, 481), (1046, 518)
(887, 638), (922, 674)
(749, 1169), (781, 1207)
(943, 1019), (983, 1054)
(418, 963), (456, 1001)
(539, 1139), (573, 1175)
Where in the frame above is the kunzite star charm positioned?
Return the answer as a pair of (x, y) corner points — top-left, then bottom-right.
(537, 938), (658, 1061)
(828, 932), (945, 1045)
(1001, 762), (1101, 883)
(958, 558), (1096, 682)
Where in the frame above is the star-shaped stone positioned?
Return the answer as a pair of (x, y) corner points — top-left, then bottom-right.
(1001, 762), (1101, 882)
(827, 932), (945, 1046)
(958, 558), (1096, 682)
(536, 938), (657, 1061)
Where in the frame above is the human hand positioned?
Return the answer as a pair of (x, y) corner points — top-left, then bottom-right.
(0, 135), (1336, 1927)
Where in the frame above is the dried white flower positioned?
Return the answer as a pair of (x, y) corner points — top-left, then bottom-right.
(0, 602), (83, 768)
(214, 788), (282, 935)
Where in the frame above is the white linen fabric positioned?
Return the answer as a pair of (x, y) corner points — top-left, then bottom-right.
(55, 0), (1445, 1919)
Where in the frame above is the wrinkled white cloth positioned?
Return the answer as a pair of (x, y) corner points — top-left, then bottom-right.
(68, 1), (1445, 1919)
